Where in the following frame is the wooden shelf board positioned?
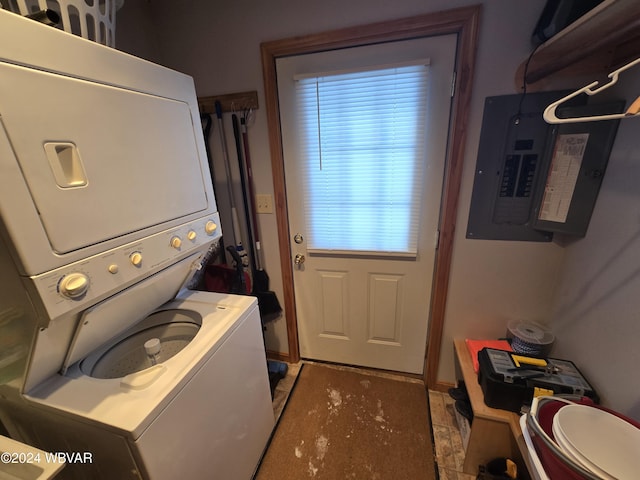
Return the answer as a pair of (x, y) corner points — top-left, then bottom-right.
(521, 0), (640, 84)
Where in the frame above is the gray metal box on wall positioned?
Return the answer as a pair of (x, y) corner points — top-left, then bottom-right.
(466, 92), (623, 241)
(466, 92), (572, 241)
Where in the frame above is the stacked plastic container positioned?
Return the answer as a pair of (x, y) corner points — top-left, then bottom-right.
(521, 396), (640, 480)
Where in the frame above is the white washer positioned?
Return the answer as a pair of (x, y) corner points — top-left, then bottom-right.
(19, 290), (274, 480)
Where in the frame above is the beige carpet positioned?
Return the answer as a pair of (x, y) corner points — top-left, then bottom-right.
(255, 363), (436, 480)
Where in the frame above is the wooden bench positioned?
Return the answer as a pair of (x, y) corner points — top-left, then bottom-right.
(453, 338), (533, 478)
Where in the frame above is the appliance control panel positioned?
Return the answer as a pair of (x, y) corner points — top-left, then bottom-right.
(30, 213), (221, 321)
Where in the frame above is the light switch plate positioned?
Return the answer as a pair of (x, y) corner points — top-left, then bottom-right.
(256, 194), (273, 214)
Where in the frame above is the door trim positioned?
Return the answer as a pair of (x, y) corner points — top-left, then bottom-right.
(260, 5), (481, 388)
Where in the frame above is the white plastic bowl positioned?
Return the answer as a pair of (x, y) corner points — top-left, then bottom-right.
(552, 404), (640, 480)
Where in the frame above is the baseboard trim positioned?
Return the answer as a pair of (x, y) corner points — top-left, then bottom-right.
(432, 380), (455, 393)
(266, 350), (291, 363)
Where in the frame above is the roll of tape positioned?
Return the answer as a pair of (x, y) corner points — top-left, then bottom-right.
(508, 321), (554, 356)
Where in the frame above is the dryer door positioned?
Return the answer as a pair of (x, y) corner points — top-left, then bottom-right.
(0, 61), (212, 273)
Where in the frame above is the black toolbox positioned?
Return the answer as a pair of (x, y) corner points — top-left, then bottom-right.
(477, 348), (598, 413)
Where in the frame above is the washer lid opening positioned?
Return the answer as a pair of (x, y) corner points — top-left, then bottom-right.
(80, 309), (202, 379)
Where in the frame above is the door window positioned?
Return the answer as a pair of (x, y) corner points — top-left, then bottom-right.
(294, 62), (431, 256)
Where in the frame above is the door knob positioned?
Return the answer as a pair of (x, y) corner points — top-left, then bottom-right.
(294, 254), (306, 265)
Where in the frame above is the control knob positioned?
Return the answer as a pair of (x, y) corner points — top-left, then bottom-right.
(130, 252), (143, 267)
(59, 272), (90, 299)
(205, 221), (218, 235)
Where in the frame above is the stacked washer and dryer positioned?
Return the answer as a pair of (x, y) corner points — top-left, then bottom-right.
(0, 9), (274, 480)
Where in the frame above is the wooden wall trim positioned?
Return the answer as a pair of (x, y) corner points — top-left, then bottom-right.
(260, 41), (300, 363)
(260, 5), (482, 386)
(425, 6), (481, 389)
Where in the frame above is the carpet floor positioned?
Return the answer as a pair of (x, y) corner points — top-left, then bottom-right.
(254, 363), (437, 480)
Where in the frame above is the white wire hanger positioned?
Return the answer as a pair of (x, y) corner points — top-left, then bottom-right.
(543, 57), (640, 124)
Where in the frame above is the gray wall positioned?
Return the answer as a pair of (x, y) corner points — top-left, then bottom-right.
(549, 68), (640, 420)
(115, 0), (639, 419)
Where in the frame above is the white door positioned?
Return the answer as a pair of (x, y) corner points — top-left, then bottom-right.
(277, 35), (456, 374)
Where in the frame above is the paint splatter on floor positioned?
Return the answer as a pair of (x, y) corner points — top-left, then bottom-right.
(326, 387), (343, 418)
(327, 388), (342, 405)
(364, 463), (382, 480)
(294, 440), (304, 458)
(315, 434), (329, 460)
(375, 399), (385, 423)
(300, 435), (329, 477)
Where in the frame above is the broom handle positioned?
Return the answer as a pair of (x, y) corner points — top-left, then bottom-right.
(215, 102), (244, 254)
(241, 116), (264, 270)
(232, 114), (258, 269)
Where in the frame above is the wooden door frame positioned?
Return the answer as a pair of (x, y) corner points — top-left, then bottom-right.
(260, 5), (480, 389)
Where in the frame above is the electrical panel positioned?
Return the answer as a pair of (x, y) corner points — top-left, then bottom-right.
(466, 92), (622, 241)
(466, 92), (568, 241)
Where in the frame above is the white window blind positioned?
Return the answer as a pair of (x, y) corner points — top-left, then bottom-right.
(295, 62), (430, 256)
